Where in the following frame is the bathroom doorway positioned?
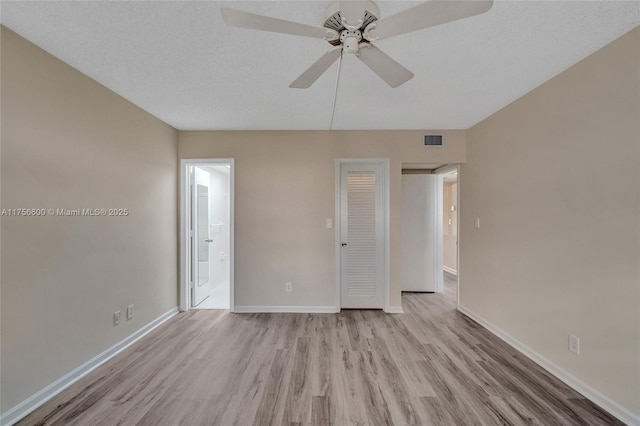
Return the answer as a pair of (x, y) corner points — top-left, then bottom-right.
(180, 159), (234, 311)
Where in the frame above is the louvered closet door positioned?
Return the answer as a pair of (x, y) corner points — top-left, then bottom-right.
(340, 163), (384, 309)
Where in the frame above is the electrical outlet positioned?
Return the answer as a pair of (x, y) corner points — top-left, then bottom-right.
(114, 311), (121, 326)
(286, 282), (292, 292)
(569, 334), (580, 355)
(325, 218), (333, 229)
(127, 304), (134, 320)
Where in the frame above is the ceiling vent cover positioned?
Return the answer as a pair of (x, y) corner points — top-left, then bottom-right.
(424, 134), (443, 147)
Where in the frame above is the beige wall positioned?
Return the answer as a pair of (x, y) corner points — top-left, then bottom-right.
(180, 130), (466, 308)
(0, 27), (179, 412)
(443, 181), (457, 272)
(460, 27), (640, 417)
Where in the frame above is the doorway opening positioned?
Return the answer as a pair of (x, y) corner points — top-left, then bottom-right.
(180, 159), (234, 312)
(399, 164), (459, 306)
(436, 165), (459, 305)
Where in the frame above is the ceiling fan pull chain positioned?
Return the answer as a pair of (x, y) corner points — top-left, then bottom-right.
(329, 51), (343, 131)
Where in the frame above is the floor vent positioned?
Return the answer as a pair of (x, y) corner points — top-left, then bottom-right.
(424, 134), (443, 147)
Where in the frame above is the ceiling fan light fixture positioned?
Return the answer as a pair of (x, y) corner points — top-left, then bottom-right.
(324, 30), (340, 42)
(363, 23), (379, 42)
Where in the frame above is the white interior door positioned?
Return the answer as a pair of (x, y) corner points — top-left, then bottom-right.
(340, 162), (385, 309)
(192, 167), (212, 306)
(401, 173), (443, 292)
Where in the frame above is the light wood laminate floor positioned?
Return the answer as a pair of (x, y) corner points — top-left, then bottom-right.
(18, 274), (622, 425)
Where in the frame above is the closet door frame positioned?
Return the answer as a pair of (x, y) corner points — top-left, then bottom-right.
(334, 158), (390, 312)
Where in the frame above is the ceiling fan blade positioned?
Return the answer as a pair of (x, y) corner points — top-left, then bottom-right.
(363, 0), (493, 41)
(356, 43), (414, 88)
(339, 1), (367, 29)
(290, 48), (342, 89)
(221, 8), (339, 41)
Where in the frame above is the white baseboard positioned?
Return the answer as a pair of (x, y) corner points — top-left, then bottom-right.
(234, 305), (339, 313)
(443, 266), (457, 275)
(457, 305), (640, 426)
(1, 307), (180, 426)
(386, 306), (404, 314)
(235, 306), (404, 314)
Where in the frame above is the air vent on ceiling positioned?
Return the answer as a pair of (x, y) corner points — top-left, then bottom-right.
(424, 134), (443, 147)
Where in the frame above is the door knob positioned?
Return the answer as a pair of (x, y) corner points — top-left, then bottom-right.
(341, 243), (347, 247)
(205, 239), (214, 243)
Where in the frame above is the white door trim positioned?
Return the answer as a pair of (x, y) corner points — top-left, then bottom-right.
(335, 158), (390, 312)
(180, 158), (235, 313)
(434, 175), (444, 293)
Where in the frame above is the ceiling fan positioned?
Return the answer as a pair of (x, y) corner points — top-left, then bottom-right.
(221, 0), (493, 89)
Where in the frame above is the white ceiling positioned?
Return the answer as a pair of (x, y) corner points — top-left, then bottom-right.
(1, 1), (638, 131)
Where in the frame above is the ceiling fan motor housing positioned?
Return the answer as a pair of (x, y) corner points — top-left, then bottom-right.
(340, 30), (363, 54)
(323, 1), (380, 46)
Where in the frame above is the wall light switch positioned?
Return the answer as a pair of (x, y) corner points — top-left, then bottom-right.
(569, 334), (580, 355)
(474, 217), (481, 229)
(325, 219), (333, 229)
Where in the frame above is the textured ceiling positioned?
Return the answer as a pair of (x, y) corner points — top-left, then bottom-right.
(1, 1), (638, 130)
